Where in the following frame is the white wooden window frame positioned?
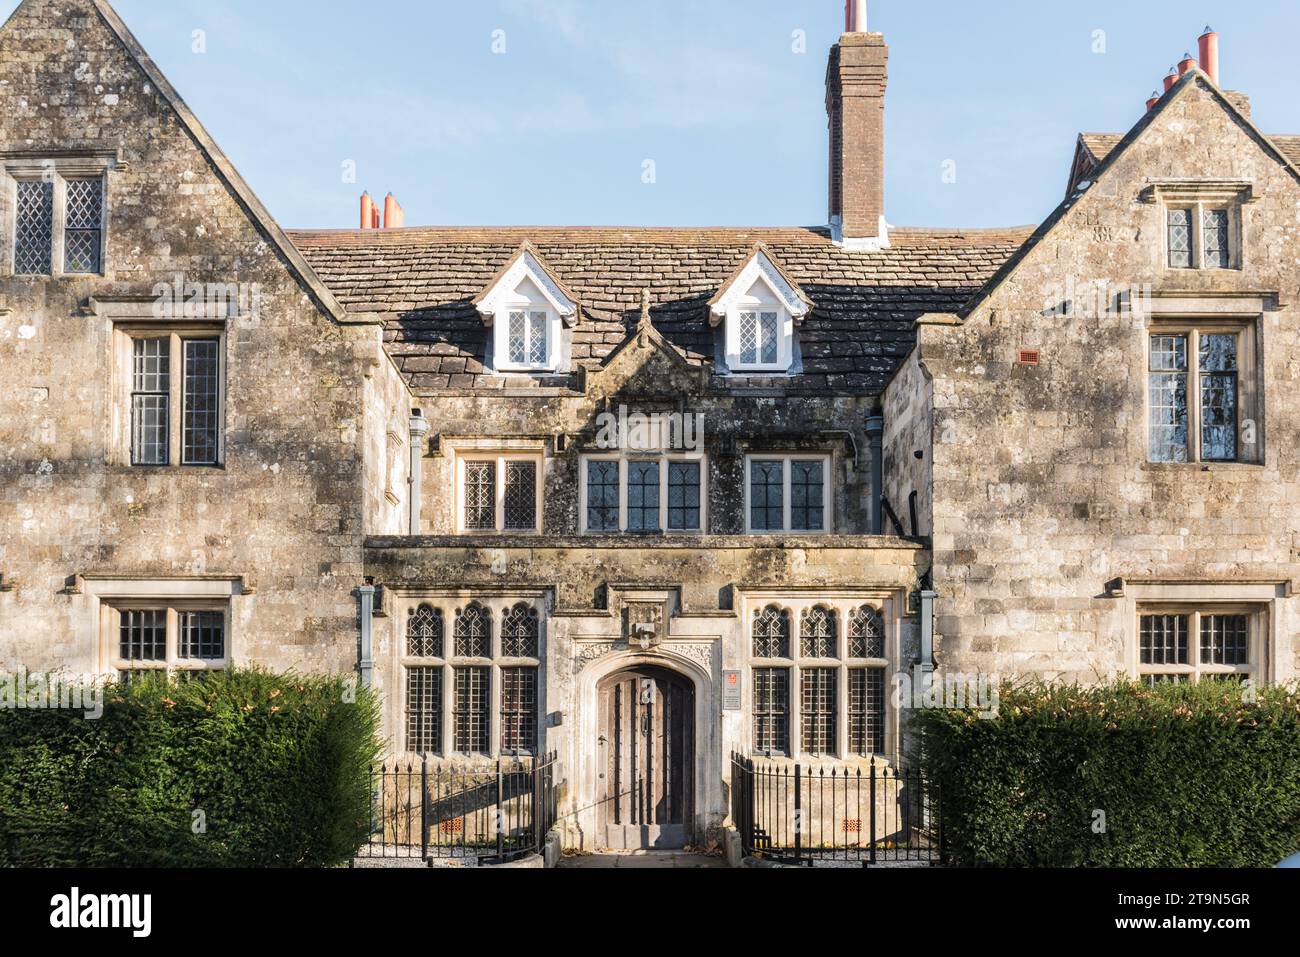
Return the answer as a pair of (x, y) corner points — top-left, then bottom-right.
(726, 305), (791, 373)
(743, 453), (832, 534)
(744, 594), (900, 761)
(2, 157), (111, 279)
(492, 304), (561, 374)
(578, 453), (708, 534)
(454, 451), (544, 534)
(396, 594), (547, 758)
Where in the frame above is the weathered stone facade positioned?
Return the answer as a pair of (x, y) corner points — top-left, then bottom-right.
(3, 1), (1296, 850)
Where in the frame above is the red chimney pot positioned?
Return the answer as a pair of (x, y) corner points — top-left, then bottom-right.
(1199, 27), (1220, 86)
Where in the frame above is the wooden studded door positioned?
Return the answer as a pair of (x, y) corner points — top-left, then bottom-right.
(598, 667), (695, 850)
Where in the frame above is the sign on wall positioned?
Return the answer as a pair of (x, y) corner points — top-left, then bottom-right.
(723, 670), (742, 711)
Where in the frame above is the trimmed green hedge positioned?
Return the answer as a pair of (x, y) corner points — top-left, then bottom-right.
(0, 669), (380, 868)
(915, 680), (1300, 868)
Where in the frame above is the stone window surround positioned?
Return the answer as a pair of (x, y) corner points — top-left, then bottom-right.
(83, 577), (241, 677)
(1141, 293), (1267, 467)
(1143, 180), (1252, 273)
(743, 453), (834, 535)
(396, 592), (547, 758)
(450, 442), (545, 535)
(743, 592), (900, 761)
(1, 154), (116, 279)
(1112, 580), (1288, 686)
(577, 451), (709, 535)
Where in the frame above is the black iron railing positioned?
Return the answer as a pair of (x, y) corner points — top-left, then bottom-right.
(360, 752), (558, 864)
(730, 752), (943, 866)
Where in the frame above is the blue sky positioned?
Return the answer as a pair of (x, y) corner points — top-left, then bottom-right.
(8, 0), (1300, 229)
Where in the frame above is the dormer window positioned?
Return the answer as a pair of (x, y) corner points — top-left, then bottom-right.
(473, 242), (578, 375)
(709, 244), (812, 375)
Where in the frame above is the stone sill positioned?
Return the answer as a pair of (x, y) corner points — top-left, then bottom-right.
(366, 534), (925, 551)
(1139, 460), (1266, 473)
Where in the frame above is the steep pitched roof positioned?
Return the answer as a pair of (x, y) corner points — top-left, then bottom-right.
(0, 0), (365, 327)
(967, 69), (1300, 322)
(288, 225), (1032, 395)
(706, 243), (815, 327)
(1067, 131), (1300, 196)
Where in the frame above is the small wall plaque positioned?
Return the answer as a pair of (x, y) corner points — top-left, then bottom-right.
(723, 670), (742, 711)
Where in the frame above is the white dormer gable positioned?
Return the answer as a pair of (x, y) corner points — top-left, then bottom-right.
(474, 244), (578, 374)
(709, 246), (812, 374)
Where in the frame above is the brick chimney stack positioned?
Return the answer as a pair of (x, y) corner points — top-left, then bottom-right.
(826, 0), (889, 249)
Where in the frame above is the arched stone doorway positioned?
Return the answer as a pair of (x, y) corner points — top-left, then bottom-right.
(596, 665), (696, 849)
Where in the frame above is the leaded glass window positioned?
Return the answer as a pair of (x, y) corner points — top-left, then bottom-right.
(1199, 333), (1238, 462)
(406, 667), (442, 753)
(501, 602), (539, 658)
(1140, 614), (1189, 667)
(463, 461), (496, 531)
(63, 178), (103, 274)
(503, 460), (537, 531)
(1167, 207), (1193, 268)
(1149, 335), (1188, 463)
(507, 310), (549, 368)
(119, 609), (166, 662)
(749, 460), (784, 531)
(752, 606), (790, 658)
(14, 180), (53, 275)
(753, 667), (789, 754)
(848, 606), (885, 659)
(849, 668), (886, 757)
(627, 461), (660, 532)
(454, 667), (491, 754)
(407, 605), (444, 658)
(586, 460), (620, 532)
(738, 310), (781, 367)
(178, 611), (224, 660)
(800, 668), (837, 754)
(667, 461), (701, 531)
(500, 667), (538, 754)
(131, 337), (170, 466)
(182, 339), (221, 465)
(1203, 208), (1230, 269)
(454, 603), (491, 658)
(800, 606), (837, 659)
(790, 460), (825, 532)
(1201, 614), (1249, 666)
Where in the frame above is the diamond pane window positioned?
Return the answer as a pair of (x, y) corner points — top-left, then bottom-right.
(406, 667), (442, 753)
(500, 667), (538, 754)
(501, 602), (539, 658)
(1167, 208), (1193, 268)
(800, 606), (838, 659)
(131, 337), (170, 466)
(790, 460), (825, 531)
(848, 606), (885, 659)
(667, 461), (701, 531)
(463, 461), (496, 531)
(753, 667), (789, 754)
(738, 311), (781, 366)
(627, 461), (660, 532)
(406, 605), (444, 658)
(749, 460), (784, 531)
(752, 606), (791, 659)
(586, 460), (620, 532)
(1149, 335), (1189, 463)
(503, 460), (537, 531)
(178, 611), (224, 660)
(454, 603), (491, 658)
(63, 178), (103, 274)
(1199, 333), (1238, 462)
(1203, 208), (1230, 269)
(1201, 614), (1249, 666)
(849, 668), (886, 757)
(182, 339), (221, 465)
(119, 610), (166, 662)
(508, 311), (528, 365)
(800, 668), (837, 755)
(506, 310), (549, 368)
(1140, 615), (1189, 666)
(15, 180), (54, 275)
(454, 667), (491, 754)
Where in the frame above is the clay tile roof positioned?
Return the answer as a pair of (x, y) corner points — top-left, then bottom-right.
(287, 224), (1033, 395)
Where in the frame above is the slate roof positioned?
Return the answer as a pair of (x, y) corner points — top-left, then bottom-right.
(288, 225), (1032, 395)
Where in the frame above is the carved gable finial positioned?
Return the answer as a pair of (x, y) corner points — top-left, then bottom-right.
(638, 288), (653, 329)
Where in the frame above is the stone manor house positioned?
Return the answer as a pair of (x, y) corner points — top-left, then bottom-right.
(2, 0), (1298, 849)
